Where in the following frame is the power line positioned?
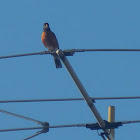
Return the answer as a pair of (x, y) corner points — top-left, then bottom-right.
(0, 49), (140, 60)
(0, 51), (50, 59)
(24, 131), (43, 140)
(1, 48), (140, 140)
(121, 120), (140, 124)
(64, 49), (140, 52)
(0, 108), (140, 139)
(0, 96), (140, 103)
(0, 109), (49, 140)
(24, 122), (49, 140)
(0, 123), (86, 133)
(95, 96), (140, 100)
(0, 127), (43, 132)
(0, 120), (140, 132)
(0, 110), (44, 125)
(0, 124), (85, 133)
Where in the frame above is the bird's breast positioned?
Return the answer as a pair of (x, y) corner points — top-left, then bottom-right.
(41, 31), (59, 51)
(41, 32), (48, 48)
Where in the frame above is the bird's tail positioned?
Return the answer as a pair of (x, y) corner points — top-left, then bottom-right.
(53, 54), (62, 69)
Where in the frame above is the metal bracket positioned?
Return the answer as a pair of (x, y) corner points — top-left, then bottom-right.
(86, 120), (122, 130)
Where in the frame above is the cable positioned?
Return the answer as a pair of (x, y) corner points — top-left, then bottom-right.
(0, 49), (140, 59)
(100, 133), (107, 140)
(0, 109), (44, 125)
(49, 123), (85, 128)
(0, 51), (50, 59)
(65, 49), (140, 52)
(0, 124), (85, 133)
(0, 98), (83, 103)
(0, 96), (140, 103)
(0, 127), (43, 132)
(0, 120), (139, 132)
(0, 120), (140, 132)
(24, 131), (43, 140)
(121, 120), (140, 124)
(95, 96), (140, 100)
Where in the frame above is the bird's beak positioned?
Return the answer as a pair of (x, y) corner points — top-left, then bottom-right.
(45, 24), (48, 28)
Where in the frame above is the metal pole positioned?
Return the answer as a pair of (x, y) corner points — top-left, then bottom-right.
(56, 49), (113, 140)
(107, 106), (115, 140)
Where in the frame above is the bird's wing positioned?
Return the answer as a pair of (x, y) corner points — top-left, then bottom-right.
(49, 31), (59, 49)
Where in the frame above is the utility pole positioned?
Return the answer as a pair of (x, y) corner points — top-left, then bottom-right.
(107, 106), (115, 140)
(57, 49), (113, 140)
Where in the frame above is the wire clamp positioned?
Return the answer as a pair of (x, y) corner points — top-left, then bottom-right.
(41, 122), (49, 133)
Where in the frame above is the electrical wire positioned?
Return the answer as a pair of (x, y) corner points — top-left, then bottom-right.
(0, 124), (85, 132)
(24, 131), (43, 140)
(0, 49), (140, 59)
(64, 49), (140, 52)
(0, 110), (44, 125)
(0, 120), (140, 133)
(0, 127), (43, 132)
(121, 120), (140, 124)
(1, 48), (140, 139)
(0, 51), (50, 59)
(0, 96), (140, 103)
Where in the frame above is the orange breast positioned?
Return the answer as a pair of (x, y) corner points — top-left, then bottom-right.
(41, 31), (59, 51)
(41, 32), (48, 48)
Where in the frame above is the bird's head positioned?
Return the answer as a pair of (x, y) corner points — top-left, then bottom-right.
(43, 23), (50, 31)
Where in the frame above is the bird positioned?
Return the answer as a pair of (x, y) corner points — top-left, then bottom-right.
(41, 23), (62, 68)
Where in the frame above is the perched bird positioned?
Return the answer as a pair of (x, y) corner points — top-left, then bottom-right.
(41, 23), (62, 68)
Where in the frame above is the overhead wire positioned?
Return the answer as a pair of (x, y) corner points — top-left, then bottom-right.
(0, 120), (140, 132)
(0, 127), (43, 132)
(64, 48), (140, 52)
(1, 48), (140, 139)
(0, 51), (50, 59)
(0, 49), (140, 60)
(1, 108), (140, 139)
(24, 131), (43, 140)
(0, 124), (86, 133)
(0, 109), (44, 125)
(0, 96), (140, 103)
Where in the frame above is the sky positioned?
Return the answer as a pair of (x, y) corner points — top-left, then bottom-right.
(0, 0), (140, 139)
